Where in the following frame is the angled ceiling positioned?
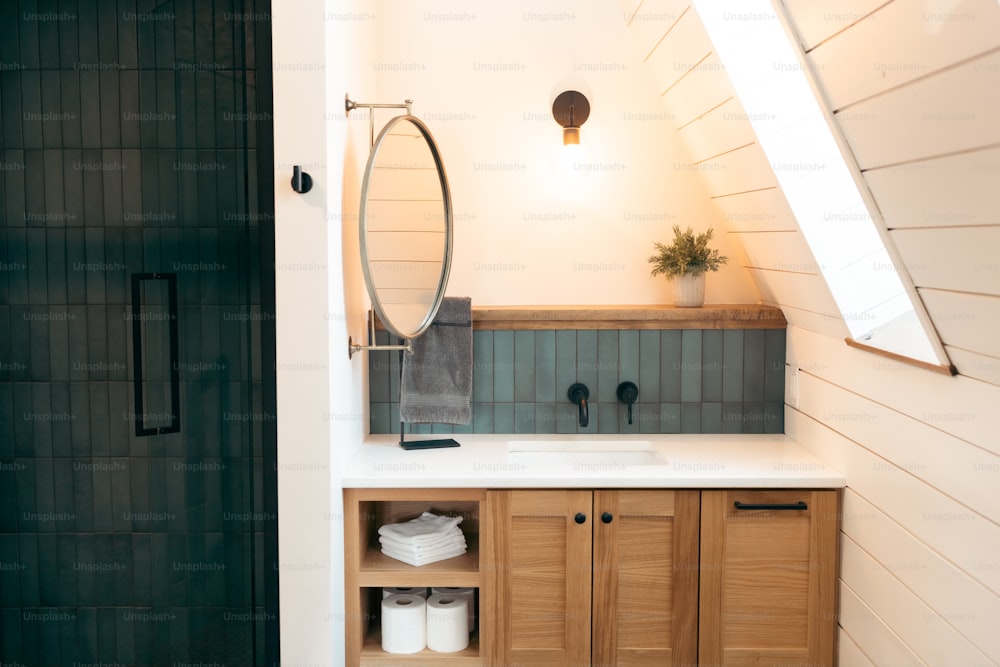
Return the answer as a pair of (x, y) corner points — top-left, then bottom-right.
(619, 0), (1000, 384)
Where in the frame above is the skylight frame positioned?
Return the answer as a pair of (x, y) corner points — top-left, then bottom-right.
(692, 0), (954, 373)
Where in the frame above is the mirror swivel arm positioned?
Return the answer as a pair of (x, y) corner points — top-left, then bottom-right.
(348, 310), (413, 359)
(345, 93), (414, 147)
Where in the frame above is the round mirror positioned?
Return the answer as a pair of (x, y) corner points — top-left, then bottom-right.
(359, 115), (453, 341)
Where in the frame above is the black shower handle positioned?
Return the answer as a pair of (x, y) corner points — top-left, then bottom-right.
(131, 273), (180, 436)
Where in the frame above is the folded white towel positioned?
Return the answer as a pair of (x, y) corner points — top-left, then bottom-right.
(379, 527), (463, 544)
(378, 512), (464, 546)
(381, 544), (467, 567)
(379, 533), (466, 555)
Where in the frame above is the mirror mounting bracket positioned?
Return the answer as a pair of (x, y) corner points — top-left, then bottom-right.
(348, 310), (413, 359)
(345, 93), (414, 146)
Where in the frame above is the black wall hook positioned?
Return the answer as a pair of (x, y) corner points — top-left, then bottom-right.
(291, 165), (312, 194)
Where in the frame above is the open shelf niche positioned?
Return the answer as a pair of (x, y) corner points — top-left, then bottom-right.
(344, 488), (487, 666)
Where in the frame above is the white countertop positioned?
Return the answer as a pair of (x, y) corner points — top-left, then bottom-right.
(342, 433), (845, 488)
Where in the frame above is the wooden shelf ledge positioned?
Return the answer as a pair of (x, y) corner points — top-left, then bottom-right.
(362, 630), (481, 665)
(470, 304), (786, 330)
(373, 304), (786, 332)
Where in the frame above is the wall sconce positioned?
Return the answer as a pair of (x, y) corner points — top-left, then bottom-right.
(552, 90), (590, 145)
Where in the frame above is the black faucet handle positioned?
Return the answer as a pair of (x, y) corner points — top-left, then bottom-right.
(616, 381), (639, 425)
(616, 381), (638, 403)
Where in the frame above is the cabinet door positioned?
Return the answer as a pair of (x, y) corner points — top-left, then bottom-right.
(592, 490), (699, 667)
(485, 490), (592, 667)
(699, 490), (839, 667)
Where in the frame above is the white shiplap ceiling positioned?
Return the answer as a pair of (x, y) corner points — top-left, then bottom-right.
(620, 0), (1000, 385)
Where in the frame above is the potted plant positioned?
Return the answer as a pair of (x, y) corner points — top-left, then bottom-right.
(648, 225), (728, 307)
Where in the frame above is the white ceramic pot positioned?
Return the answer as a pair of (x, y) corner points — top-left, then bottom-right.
(673, 272), (705, 307)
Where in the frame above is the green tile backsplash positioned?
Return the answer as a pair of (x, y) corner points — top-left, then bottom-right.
(370, 328), (786, 435)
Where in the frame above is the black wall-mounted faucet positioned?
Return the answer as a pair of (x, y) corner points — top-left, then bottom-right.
(567, 383), (589, 428)
(617, 381), (639, 425)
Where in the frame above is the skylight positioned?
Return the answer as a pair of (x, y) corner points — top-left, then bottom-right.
(692, 0), (952, 371)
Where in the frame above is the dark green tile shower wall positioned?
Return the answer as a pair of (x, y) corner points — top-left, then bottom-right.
(0, 1), (277, 665)
(370, 328), (786, 435)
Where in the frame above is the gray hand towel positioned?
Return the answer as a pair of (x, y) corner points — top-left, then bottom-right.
(399, 297), (473, 425)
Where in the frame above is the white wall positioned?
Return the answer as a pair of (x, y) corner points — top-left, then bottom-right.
(778, 3), (1000, 663)
(276, 4), (758, 662)
(617, 0), (847, 338)
(618, 1), (1000, 664)
(275, 1), (1000, 665)
(371, 0), (758, 306)
(793, 0), (1000, 384)
(786, 326), (1000, 666)
(273, 1), (374, 665)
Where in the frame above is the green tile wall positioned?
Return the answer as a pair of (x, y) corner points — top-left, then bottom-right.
(0, 1), (278, 665)
(370, 328), (786, 435)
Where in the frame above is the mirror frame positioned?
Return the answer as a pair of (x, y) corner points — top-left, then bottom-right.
(359, 114), (453, 341)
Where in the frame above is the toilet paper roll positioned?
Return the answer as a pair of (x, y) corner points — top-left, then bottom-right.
(426, 593), (469, 652)
(431, 586), (476, 632)
(381, 594), (426, 654)
(382, 586), (428, 599)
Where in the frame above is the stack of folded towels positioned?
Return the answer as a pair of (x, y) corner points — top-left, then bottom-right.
(379, 511), (467, 567)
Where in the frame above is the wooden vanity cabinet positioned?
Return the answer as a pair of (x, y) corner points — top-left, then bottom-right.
(484, 489), (700, 667)
(699, 490), (840, 667)
(343, 487), (839, 667)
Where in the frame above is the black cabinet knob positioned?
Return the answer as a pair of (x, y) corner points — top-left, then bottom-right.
(601, 512), (613, 524)
(574, 513), (587, 524)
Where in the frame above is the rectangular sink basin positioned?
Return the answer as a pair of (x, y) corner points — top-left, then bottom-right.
(506, 440), (667, 466)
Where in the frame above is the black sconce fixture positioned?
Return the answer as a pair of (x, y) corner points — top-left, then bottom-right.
(552, 90), (590, 145)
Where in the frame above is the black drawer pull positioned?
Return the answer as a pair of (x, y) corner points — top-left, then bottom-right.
(601, 512), (613, 524)
(734, 501), (808, 511)
(574, 513), (587, 524)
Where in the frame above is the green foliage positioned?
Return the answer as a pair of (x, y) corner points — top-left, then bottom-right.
(648, 225), (728, 279)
